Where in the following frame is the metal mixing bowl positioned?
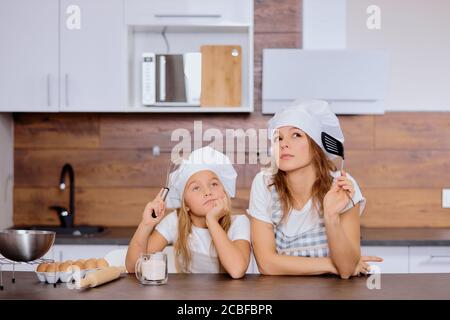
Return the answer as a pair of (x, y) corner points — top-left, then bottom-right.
(0, 230), (55, 262)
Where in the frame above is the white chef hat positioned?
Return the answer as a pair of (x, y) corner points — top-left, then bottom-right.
(268, 99), (344, 160)
(165, 146), (237, 209)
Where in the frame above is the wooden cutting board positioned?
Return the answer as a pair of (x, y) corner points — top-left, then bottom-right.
(200, 45), (242, 107)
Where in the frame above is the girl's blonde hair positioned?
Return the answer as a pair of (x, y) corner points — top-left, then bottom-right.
(270, 134), (336, 221)
(174, 189), (232, 273)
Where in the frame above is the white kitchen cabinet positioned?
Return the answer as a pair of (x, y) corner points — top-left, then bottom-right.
(126, 0), (254, 113)
(361, 246), (409, 274)
(59, 0), (127, 111)
(0, 0), (127, 112)
(52, 244), (121, 262)
(409, 246), (450, 273)
(0, 115), (13, 230)
(125, 0), (252, 26)
(0, 0), (59, 111)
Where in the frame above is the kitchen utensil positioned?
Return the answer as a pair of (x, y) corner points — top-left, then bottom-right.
(321, 132), (354, 206)
(78, 266), (126, 289)
(151, 158), (182, 218)
(0, 230), (55, 262)
(321, 132), (345, 170)
(200, 45), (242, 107)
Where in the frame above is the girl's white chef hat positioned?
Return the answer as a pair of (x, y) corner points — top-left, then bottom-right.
(268, 99), (344, 160)
(165, 146), (237, 209)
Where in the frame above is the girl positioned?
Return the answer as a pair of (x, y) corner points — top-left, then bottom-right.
(126, 146), (251, 279)
(249, 100), (382, 279)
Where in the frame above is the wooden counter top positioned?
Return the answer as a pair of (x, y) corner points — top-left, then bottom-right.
(1, 272), (449, 300)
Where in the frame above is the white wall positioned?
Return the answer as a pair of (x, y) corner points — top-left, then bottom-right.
(347, 0), (450, 111)
(0, 114), (13, 229)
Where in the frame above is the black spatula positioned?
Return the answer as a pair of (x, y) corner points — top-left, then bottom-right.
(321, 132), (354, 206)
(321, 132), (345, 171)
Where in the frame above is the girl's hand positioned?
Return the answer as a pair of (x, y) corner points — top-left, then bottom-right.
(206, 197), (229, 223)
(323, 170), (355, 219)
(141, 188), (167, 228)
(353, 256), (384, 277)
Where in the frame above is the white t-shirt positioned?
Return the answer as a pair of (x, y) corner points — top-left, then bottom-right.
(247, 170), (365, 257)
(155, 211), (251, 257)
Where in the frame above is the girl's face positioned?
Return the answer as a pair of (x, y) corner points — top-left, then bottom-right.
(273, 126), (312, 172)
(183, 170), (227, 217)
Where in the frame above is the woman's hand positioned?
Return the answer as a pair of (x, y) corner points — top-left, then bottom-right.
(141, 188), (167, 228)
(206, 197), (229, 223)
(323, 170), (355, 220)
(352, 256), (384, 277)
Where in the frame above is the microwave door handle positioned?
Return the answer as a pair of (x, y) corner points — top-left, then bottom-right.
(160, 56), (166, 102)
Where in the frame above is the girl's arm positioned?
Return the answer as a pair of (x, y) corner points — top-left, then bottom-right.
(125, 189), (169, 273)
(251, 217), (338, 275)
(206, 216), (251, 279)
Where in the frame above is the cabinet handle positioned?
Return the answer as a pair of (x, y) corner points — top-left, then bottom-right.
(154, 14), (222, 18)
(64, 73), (69, 107)
(159, 56), (166, 101)
(46, 74), (51, 107)
(429, 255), (450, 259)
(4, 174), (12, 201)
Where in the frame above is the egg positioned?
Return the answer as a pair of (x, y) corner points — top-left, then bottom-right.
(73, 261), (86, 270)
(36, 263), (48, 272)
(58, 262), (72, 272)
(96, 258), (109, 268)
(45, 263), (58, 273)
(85, 259), (97, 270)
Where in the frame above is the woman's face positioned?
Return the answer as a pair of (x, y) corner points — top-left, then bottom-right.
(183, 170), (227, 217)
(273, 126), (312, 172)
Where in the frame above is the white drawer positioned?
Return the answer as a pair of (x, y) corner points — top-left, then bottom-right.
(361, 246), (409, 273)
(125, 0), (252, 26)
(53, 245), (120, 262)
(409, 246), (450, 273)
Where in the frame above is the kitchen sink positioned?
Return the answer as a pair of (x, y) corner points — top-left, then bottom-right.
(11, 225), (106, 236)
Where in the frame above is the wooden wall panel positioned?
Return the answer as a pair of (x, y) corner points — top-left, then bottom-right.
(12, 0), (450, 228)
(14, 188), (251, 227)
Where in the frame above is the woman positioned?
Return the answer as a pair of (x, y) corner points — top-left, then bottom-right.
(249, 100), (382, 278)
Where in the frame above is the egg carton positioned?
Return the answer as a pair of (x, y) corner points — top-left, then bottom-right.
(35, 268), (102, 284)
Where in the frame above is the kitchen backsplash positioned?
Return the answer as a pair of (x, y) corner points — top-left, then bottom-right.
(13, 0), (450, 228)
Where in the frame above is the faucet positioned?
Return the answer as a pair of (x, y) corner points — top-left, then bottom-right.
(49, 163), (75, 228)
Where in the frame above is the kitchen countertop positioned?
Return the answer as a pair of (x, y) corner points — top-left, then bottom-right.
(51, 227), (450, 246)
(1, 272), (449, 300)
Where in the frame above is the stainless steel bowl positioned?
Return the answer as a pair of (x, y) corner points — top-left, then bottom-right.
(0, 230), (55, 262)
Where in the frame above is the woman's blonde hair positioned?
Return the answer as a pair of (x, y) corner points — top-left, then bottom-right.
(271, 134), (336, 221)
(174, 189), (232, 273)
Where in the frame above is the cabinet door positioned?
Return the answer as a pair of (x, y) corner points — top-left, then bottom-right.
(410, 247), (450, 273)
(59, 0), (126, 111)
(0, 0), (59, 111)
(361, 246), (409, 274)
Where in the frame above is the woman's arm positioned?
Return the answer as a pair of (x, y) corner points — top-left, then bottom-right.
(251, 217), (338, 275)
(324, 204), (361, 279)
(206, 216), (251, 279)
(323, 171), (362, 279)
